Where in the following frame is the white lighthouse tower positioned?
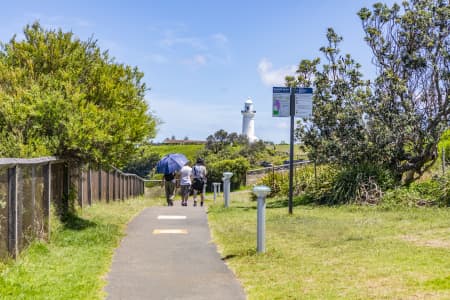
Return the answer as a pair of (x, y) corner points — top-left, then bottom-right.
(241, 97), (258, 142)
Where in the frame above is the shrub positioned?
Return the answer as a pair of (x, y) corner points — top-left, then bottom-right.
(427, 174), (450, 207)
(327, 164), (395, 205)
(207, 157), (250, 190)
(437, 174), (450, 206)
(381, 187), (422, 207)
(379, 171), (450, 208)
(255, 163), (338, 200)
(438, 129), (450, 164)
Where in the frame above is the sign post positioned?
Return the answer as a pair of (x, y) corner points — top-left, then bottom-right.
(288, 88), (295, 214)
(273, 87), (312, 214)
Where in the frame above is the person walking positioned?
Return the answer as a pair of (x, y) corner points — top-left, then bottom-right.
(192, 158), (207, 207)
(163, 172), (176, 206)
(179, 161), (192, 206)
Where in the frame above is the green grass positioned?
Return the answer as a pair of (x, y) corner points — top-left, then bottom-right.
(150, 144), (203, 162)
(208, 194), (450, 299)
(268, 144), (308, 162)
(0, 195), (161, 300)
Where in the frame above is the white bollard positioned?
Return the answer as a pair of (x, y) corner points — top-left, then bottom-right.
(212, 182), (221, 203)
(222, 172), (233, 208)
(252, 185), (271, 253)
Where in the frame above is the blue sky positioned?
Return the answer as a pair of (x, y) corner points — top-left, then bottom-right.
(0, 0), (395, 143)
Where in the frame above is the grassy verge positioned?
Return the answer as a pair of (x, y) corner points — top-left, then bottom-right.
(149, 144), (203, 162)
(208, 194), (450, 299)
(0, 195), (162, 299)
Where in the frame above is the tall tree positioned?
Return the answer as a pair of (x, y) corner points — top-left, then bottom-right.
(297, 1), (450, 184)
(358, 0), (450, 183)
(296, 28), (372, 166)
(0, 22), (157, 166)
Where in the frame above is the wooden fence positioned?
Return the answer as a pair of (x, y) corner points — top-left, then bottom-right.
(0, 157), (145, 259)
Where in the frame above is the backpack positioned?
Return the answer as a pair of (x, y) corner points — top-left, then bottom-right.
(192, 165), (206, 191)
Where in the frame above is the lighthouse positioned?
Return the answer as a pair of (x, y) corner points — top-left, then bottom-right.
(241, 97), (258, 142)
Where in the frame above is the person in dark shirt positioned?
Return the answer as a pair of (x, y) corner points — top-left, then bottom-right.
(192, 158), (207, 207)
(163, 172), (176, 206)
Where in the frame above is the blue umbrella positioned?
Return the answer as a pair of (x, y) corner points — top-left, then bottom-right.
(156, 153), (188, 174)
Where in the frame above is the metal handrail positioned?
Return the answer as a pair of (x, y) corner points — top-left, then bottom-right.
(247, 160), (311, 174)
(0, 156), (64, 167)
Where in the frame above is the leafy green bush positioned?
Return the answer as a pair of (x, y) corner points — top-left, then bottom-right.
(0, 22), (157, 165)
(438, 129), (450, 164)
(381, 177), (448, 207)
(255, 164), (338, 200)
(207, 157), (250, 190)
(424, 174), (450, 206)
(436, 174), (450, 206)
(257, 171), (288, 198)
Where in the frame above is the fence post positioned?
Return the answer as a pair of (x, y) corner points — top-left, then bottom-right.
(121, 174), (124, 201)
(63, 164), (69, 214)
(31, 166), (36, 235)
(112, 170), (116, 201)
(121, 175), (123, 200)
(8, 166), (18, 258)
(106, 171), (110, 203)
(125, 176), (128, 199)
(98, 167), (102, 201)
(118, 174), (121, 200)
(43, 163), (51, 240)
(78, 166), (84, 208)
(87, 166), (92, 206)
(126, 176), (129, 199)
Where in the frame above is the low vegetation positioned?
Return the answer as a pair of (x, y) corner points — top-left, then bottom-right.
(0, 196), (161, 300)
(208, 194), (450, 299)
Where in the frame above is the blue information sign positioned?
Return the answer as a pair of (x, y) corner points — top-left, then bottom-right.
(272, 87), (312, 118)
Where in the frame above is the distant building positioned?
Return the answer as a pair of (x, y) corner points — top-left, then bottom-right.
(241, 97), (258, 142)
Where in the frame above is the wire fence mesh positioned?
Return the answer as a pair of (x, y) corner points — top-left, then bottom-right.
(0, 158), (145, 259)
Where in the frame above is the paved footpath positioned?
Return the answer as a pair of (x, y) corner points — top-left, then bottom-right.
(104, 201), (246, 300)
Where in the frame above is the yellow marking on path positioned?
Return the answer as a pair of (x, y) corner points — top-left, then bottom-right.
(153, 229), (188, 234)
(157, 215), (187, 220)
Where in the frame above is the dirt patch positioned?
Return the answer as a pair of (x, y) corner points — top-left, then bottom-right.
(401, 235), (450, 249)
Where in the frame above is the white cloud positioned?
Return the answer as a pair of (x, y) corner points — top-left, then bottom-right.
(149, 96), (238, 141)
(152, 26), (230, 66)
(145, 53), (168, 64)
(257, 58), (296, 87)
(160, 34), (206, 50)
(193, 55), (207, 65)
(182, 54), (207, 66)
(211, 33), (228, 46)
